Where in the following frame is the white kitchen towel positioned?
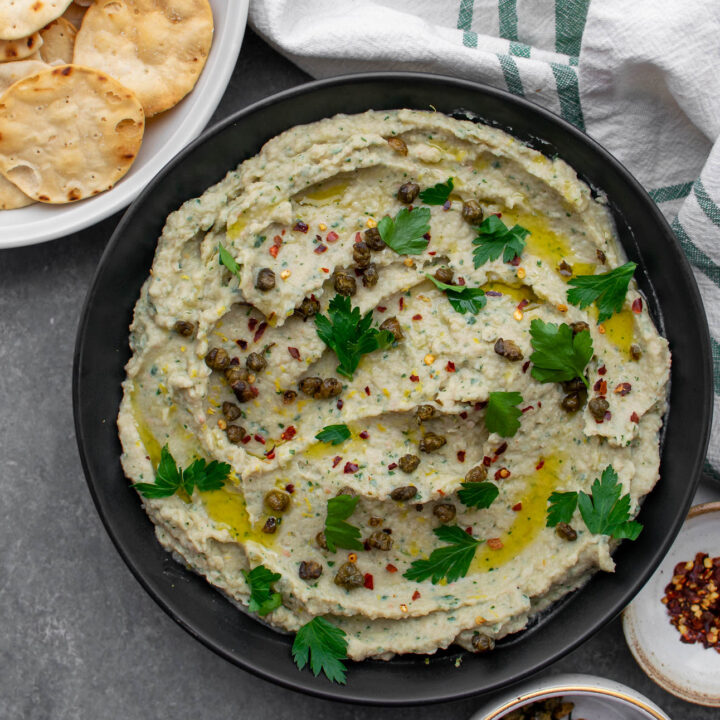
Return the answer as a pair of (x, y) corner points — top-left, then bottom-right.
(250, 0), (720, 474)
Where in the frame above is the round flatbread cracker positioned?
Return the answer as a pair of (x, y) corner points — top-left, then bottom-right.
(63, 2), (89, 28)
(0, 58), (49, 93)
(0, 174), (33, 209)
(0, 0), (73, 41)
(0, 64), (145, 203)
(39, 17), (76, 63)
(73, 0), (213, 117)
(0, 32), (43, 62)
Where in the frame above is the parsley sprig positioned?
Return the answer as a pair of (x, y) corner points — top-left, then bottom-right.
(404, 526), (481, 584)
(292, 616), (349, 684)
(485, 391), (523, 437)
(425, 273), (486, 315)
(324, 494), (363, 552)
(315, 424), (351, 445)
(567, 262), (637, 323)
(419, 177), (454, 205)
(529, 319), (593, 388)
(242, 565), (282, 616)
(132, 445), (230, 498)
(218, 241), (242, 280)
(546, 465), (643, 540)
(315, 295), (394, 379)
(458, 482), (499, 509)
(377, 207), (431, 255)
(472, 215), (529, 267)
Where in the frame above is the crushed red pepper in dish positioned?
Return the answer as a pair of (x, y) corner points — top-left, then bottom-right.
(662, 552), (720, 651)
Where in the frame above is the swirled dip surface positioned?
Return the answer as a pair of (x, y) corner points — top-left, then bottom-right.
(118, 109), (670, 659)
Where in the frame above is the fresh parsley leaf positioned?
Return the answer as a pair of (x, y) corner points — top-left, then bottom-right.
(546, 491), (579, 527)
(324, 494), (363, 552)
(218, 241), (242, 279)
(242, 565), (282, 616)
(425, 273), (486, 314)
(132, 445), (230, 499)
(567, 262), (637, 323)
(485, 391), (523, 437)
(403, 525), (481, 584)
(458, 482), (499, 509)
(377, 206), (431, 255)
(419, 177), (454, 205)
(529, 319), (593, 388)
(292, 616), (348, 685)
(577, 465), (643, 540)
(472, 215), (529, 267)
(315, 295), (394, 379)
(315, 424), (351, 445)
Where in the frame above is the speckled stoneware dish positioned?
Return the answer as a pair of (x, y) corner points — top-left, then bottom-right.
(623, 502), (720, 707)
(469, 673), (672, 719)
(74, 73), (712, 704)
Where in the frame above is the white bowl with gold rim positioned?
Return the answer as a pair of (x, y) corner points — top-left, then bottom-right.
(469, 673), (671, 720)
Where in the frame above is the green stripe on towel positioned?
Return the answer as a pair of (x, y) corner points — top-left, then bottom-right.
(509, 41), (531, 58)
(694, 179), (720, 229)
(498, 0), (519, 41)
(497, 54), (525, 96)
(555, 0), (591, 57)
(551, 63), (585, 130)
(671, 217), (720, 286)
(648, 182), (693, 204)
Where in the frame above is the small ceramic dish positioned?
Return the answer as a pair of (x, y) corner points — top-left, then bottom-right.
(623, 502), (720, 707)
(469, 672), (671, 719)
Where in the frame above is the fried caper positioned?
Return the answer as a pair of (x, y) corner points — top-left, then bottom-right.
(419, 432), (446, 453)
(461, 199), (484, 225)
(379, 316), (403, 341)
(334, 561), (364, 589)
(299, 376), (323, 397)
(265, 489), (290, 513)
(397, 182), (420, 204)
(299, 561), (323, 580)
(353, 241), (372, 269)
(205, 347), (230, 370)
(588, 396), (609, 421)
(433, 503), (456, 523)
(362, 263), (379, 288)
(364, 226), (386, 250)
(555, 522), (578, 541)
(255, 268), (276, 291)
(295, 296), (320, 320)
(390, 485), (418, 501)
(225, 425), (246, 444)
(246, 352), (267, 372)
(334, 271), (357, 296)
(398, 454), (420, 473)
(174, 320), (195, 337)
(434, 267), (454, 284)
(415, 404), (436, 423)
(494, 338), (524, 361)
(471, 633), (495, 653)
(222, 401), (242, 420)
(465, 465), (488, 482)
(366, 530), (393, 551)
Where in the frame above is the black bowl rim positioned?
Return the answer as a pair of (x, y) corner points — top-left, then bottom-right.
(73, 70), (713, 705)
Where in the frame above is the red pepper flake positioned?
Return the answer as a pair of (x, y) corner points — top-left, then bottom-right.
(512, 502), (522, 512)
(446, 361), (456, 372)
(459, 411), (468, 420)
(388, 462), (398, 470)
(630, 411), (640, 423)
(594, 379), (608, 395)
(488, 538), (504, 550)
(465, 526), (473, 535)
(321, 267), (330, 273)
(412, 590), (421, 600)
(265, 449), (276, 460)
(241, 435), (251, 444)
(326, 230), (339, 243)
(254, 434), (266, 444)
(269, 245), (280, 258)
(423, 232), (431, 241)
(604, 411), (612, 421)
(251, 385), (259, 398)
(293, 221), (308, 233)
(508, 255), (521, 266)
(377, 305), (387, 312)
(399, 297), (404, 310)
(288, 346), (301, 361)
(235, 339), (247, 350)
(253, 321), (268, 343)
(495, 212), (503, 218)
(457, 450), (466, 463)
(364, 385), (371, 396)
(285, 483), (295, 494)
(495, 467), (511, 480)
(483, 456), (492, 467)
(332, 456), (343, 468)
(632, 298), (643, 314)
(314, 243), (327, 254)
(486, 290), (502, 297)
(537, 400), (542, 408)
(517, 299), (529, 311)
(614, 382), (632, 396)
(280, 425), (297, 441)
(521, 405), (534, 413)
(386, 563), (398, 573)
(359, 430), (370, 440)
(412, 313), (423, 321)
(354, 232), (362, 243)
(522, 360), (530, 373)
(442, 200), (452, 211)
(230, 357), (240, 366)
(248, 317), (258, 331)
(281, 229), (286, 236)
(336, 398), (344, 410)
(457, 277), (466, 286)
(536, 460), (545, 471)
(273, 235), (283, 246)
(428, 251), (437, 256)
(475, 400), (488, 410)
(598, 365), (607, 376)
(662, 552), (720, 651)
(409, 374), (419, 382)
(494, 442), (508, 456)
(363, 573), (374, 590)
(344, 461), (359, 474)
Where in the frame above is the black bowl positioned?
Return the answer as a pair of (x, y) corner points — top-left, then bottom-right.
(73, 73), (712, 705)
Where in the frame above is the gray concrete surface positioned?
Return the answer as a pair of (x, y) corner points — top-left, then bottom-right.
(1, 28), (718, 720)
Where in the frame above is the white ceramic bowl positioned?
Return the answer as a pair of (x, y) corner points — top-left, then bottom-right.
(623, 502), (720, 706)
(0, 0), (249, 249)
(469, 673), (671, 720)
